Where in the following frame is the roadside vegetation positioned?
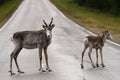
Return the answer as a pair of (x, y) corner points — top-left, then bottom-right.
(50, 0), (120, 44)
(74, 0), (120, 16)
(0, 0), (23, 27)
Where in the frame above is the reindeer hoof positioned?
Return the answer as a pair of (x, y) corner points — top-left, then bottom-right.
(81, 64), (84, 69)
(9, 71), (15, 75)
(92, 65), (96, 68)
(48, 69), (52, 72)
(39, 69), (46, 72)
(18, 71), (24, 74)
(96, 64), (99, 67)
(42, 70), (46, 72)
(101, 64), (105, 67)
(46, 69), (52, 72)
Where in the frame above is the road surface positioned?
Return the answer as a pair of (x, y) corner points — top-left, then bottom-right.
(0, 0), (120, 80)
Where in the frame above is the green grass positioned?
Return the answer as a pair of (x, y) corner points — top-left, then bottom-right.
(50, 0), (120, 44)
(0, 0), (23, 27)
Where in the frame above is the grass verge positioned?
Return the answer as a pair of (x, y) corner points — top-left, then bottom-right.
(0, 0), (23, 27)
(50, 0), (120, 44)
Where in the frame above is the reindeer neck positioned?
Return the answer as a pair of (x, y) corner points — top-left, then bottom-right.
(102, 34), (106, 43)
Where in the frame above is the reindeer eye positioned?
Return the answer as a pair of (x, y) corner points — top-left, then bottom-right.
(48, 27), (51, 30)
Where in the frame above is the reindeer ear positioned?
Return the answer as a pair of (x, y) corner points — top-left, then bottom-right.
(51, 24), (55, 28)
(102, 31), (105, 34)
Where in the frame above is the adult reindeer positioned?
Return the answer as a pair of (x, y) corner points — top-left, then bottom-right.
(81, 30), (112, 69)
(9, 18), (55, 75)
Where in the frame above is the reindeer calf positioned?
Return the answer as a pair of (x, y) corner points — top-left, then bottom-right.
(81, 30), (112, 68)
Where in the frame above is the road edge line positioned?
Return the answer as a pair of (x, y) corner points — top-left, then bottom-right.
(0, 0), (25, 32)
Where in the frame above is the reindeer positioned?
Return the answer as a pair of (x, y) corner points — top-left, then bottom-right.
(81, 30), (112, 69)
(9, 18), (55, 75)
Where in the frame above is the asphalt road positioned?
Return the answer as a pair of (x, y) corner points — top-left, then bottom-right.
(0, 0), (120, 80)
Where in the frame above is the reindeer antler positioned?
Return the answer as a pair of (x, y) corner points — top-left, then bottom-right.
(43, 20), (47, 26)
(49, 18), (53, 26)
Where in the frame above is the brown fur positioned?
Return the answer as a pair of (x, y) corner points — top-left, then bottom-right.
(81, 30), (112, 68)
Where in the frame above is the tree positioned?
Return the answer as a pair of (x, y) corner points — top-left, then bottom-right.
(73, 0), (120, 15)
(0, 0), (12, 5)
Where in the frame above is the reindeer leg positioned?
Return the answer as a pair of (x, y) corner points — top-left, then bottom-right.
(81, 46), (88, 69)
(39, 46), (45, 72)
(9, 52), (15, 75)
(9, 47), (23, 75)
(13, 48), (24, 74)
(96, 49), (99, 67)
(88, 48), (95, 68)
(100, 49), (105, 67)
(44, 47), (52, 72)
